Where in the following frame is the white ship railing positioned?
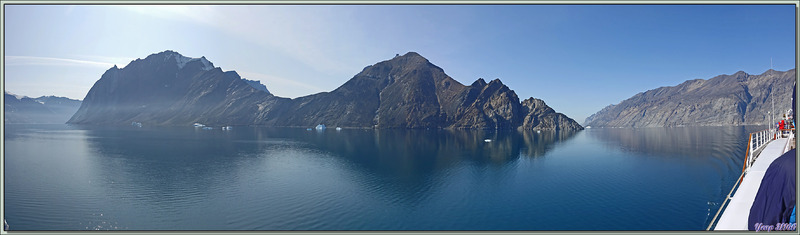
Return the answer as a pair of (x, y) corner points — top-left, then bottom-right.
(782, 129), (795, 153)
(706, 128), (776, 230)
(745, 128), (775, 170)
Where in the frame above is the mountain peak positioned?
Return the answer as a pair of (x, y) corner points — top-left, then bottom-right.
(762, 69), (779, 76)
(402, 51), (423, 58)
(152, 50), (183, 57)
(147, 50), (215, 71)
(388, 51), (429, 64)
(471, 78), (487, 87)
(4, 91), (25, 99)
(488, 78), (504, 85)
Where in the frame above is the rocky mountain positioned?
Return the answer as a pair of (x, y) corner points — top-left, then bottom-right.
(4, 92), (82, 123)
(584, 69), (796, 128)
(68, 51), (273, 126)
(243, 78), (270, 94)
(68, 51), (582, 131)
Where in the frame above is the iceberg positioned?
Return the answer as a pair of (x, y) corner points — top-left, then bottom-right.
(315, 124), (326, 130)
(193, 123), (206, 127)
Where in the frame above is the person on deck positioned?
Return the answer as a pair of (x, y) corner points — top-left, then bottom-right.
(748, 148), (796, 231)
(748, 82), (798, 230)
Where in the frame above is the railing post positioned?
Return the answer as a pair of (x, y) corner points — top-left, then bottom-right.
(759, 132), (762, 146)
(748, 133), (752, 170)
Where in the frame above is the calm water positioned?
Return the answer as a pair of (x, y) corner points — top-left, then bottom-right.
(3, 124), (765, 230)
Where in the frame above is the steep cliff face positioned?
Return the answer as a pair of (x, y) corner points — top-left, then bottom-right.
(69, 51), (583, 131)
(446, 78), (523, 129)
(584, 69), (796, 127)
(520, 98), (584, 130)
(373, 52), (449, 128)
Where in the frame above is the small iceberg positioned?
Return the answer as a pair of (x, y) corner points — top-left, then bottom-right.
(484, 139), (492, 143)
(336, 127), (342, 131)
(202, 126), (213, 130)
(315, 124), (326, 130)
(131, 122), (142, 128)
(193, 123), (206, 127)
(222, 126), (232, 130)
(306, 128), (313, 131)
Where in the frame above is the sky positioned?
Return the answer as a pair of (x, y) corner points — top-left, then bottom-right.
(3, 4), (796, 124)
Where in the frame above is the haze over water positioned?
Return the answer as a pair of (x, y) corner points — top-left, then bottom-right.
(4, 124), (764, 230)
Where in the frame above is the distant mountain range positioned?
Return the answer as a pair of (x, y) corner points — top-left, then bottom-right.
(67, 50), (583, 131)
(585, 69), (796, 128)
(4, 92), (82, 123)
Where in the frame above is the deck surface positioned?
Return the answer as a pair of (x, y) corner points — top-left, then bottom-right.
(714, 138), (789, 230)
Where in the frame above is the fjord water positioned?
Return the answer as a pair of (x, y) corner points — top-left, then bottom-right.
(4, 124), (763, 230)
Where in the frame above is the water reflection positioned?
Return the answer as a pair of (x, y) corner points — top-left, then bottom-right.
(585, 126), (759, 160)
(77, 126), (581, 179)
(73, 126), (254, 229)
(584, 125), (763, 224)
(17, 125), (580, 230)
(281, 128), (580, 167)
(5, 124), (745, 230)
(77, 126), (580, 207)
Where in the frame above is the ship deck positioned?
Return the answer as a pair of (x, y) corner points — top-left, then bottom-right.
(714, 137), (790, 230)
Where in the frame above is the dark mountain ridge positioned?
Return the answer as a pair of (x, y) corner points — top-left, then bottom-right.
(69, 51), (272, 125)
(68, 51), (582, 131)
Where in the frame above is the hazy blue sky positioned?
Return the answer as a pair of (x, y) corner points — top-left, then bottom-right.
(4, 4), (796, 124)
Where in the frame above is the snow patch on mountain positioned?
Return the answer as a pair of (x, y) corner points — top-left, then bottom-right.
(4, 91), (26, 100)
(165, 52), (214, 71)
